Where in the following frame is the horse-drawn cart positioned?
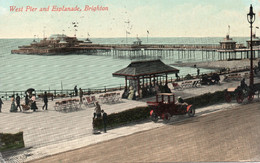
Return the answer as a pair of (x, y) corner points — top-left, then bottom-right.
(225, 83), (260, 103)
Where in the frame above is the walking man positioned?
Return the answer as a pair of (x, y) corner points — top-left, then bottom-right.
(16, 94), (22, 112)
(197, 68), (200, 76)
(74, 85), (78, 96)
(101, 110), (108, 133)
(79, 88), (83, 104)
(42, 91), (48, 110)
(0, 97), (3, 112)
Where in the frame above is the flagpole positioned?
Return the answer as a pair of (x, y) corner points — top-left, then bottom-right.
(147, 30), (149, 43)
(126, 31), (127, 44)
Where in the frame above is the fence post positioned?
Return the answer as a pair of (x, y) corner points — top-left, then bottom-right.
(5, 92), (7, 100)
(120, 84), (121, 90)
(104, 86), (106, 93)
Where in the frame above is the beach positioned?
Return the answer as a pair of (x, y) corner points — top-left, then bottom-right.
(172, 58), (260, 69)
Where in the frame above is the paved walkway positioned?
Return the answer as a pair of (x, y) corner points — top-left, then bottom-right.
(0, 72), (259, 162)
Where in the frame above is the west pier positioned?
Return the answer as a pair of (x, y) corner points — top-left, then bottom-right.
(11, 34), (260, 61)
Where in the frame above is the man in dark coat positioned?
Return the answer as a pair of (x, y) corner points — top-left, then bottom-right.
(0, 97), (3, 112)
(197, 68), (200, 76)
(240, 78), (247, 90)
(42, 91), (48, 110)
(101, 110), (108, 133)
(74, 85), (78, 96)
(25, 94), (29, 105)
(16, 94), (22, 112)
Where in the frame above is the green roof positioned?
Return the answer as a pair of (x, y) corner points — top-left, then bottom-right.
(113, 59), (179, 77)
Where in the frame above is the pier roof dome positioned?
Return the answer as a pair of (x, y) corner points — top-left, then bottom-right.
(49, 34), (67, 40)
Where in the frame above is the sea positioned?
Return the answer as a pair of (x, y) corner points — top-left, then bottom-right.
(0, 37), (249, 92)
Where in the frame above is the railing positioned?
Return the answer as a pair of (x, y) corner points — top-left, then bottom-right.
(0, 84), (124, 101)
(0, 66), (251, 101)
(89, 43), (221, 50)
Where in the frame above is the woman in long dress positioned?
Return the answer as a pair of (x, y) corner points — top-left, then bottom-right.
(30, 96), (38, 112)
(128, 86), (134, 100)
(10, 96), (17, 112)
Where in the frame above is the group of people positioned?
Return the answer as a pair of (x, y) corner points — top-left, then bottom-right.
(93, 101), (108, 133)
(74, 85), (84, 104)
(122, 83), (171, 100)
(1, 91), (49, 113)
(10, 94), (22, 112)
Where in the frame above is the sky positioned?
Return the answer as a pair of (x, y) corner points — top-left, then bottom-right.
(0, 0), (259, 38)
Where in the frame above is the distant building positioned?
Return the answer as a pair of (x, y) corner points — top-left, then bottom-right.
(246, 34), (260, 48)
(219, 35), (236, 50)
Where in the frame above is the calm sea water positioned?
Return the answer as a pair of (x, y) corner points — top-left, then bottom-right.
(0, 37), (248, 92)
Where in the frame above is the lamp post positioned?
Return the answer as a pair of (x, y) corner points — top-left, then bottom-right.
(247, 4), (255, 87)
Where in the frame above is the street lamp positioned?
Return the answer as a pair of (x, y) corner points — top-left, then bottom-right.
(247, 4), (255, 87)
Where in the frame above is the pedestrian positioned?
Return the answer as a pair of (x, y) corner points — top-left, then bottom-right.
(74, 85), (78, 96)
(10, 95), (17, 112)
(25, 94), (29, 105)
(197, 68), (200, 76)
(94, 101), (101, 119)
(0, 97), (3, 112)
(31, 95), (38, 112)
(101, 110), (108, 133)
(258, 60), (260, 71)
(254, 65), (258, 75)
(128, 86), (134, 100)
(42, 91), (48, 110)
(175, 73), (180, 81)
(240, 78), (247, 90)
(79, 88), (83, 104)
(16, 93), (22, 112)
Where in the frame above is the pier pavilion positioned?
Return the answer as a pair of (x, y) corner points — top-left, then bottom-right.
(112, 60), (179, 96)
(219, 35), (236, 50)
(246, 34), (260, 48)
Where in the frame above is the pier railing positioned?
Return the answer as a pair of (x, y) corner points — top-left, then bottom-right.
(91, 43), (221, 50)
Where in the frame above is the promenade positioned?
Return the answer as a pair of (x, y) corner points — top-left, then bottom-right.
(0, 72), (260, 162)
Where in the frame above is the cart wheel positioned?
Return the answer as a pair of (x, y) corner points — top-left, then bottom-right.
(163, 113), (171, 124)
(151, 112), (158, 123)
(236, 93), (244, 104)
(187, 106), (195, 117)
(248, 93), (254, 102)
(225, 92), (232, 103)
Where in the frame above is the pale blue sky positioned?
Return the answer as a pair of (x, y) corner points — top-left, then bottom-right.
(0, 0), (259, 38)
